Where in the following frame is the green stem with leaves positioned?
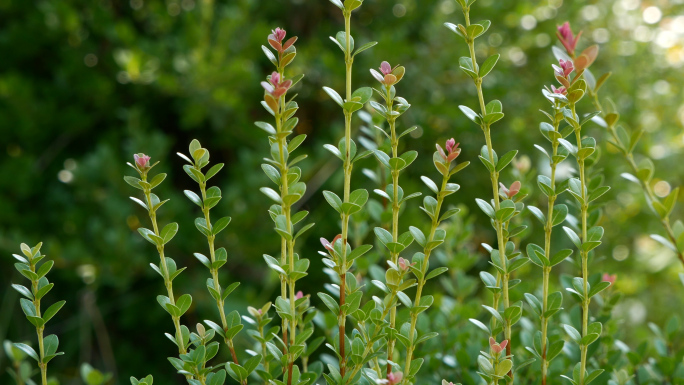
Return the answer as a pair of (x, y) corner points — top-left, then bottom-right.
(385, 84), (400, 375)
(28, 259), (48, 385)
(540, 101), (562, 385)
(12, 243), (67, 385)
(337, 10), (355, 377)
(141, 184), (187, 358)
(403, 174), (448, 382)
(463, 4), (511, 364)
(591, 94), (684, 267)
(570, 101), (590, 385)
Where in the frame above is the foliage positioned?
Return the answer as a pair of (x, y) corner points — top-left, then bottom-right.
(2, 0), (684, 384)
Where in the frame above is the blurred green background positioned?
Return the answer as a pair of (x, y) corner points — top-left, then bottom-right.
(1, 0), (683, 383)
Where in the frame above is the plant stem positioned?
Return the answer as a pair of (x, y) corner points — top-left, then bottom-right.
(29, 260), (47, 385)
(258, 319), (270, 385)
(540, 103), (562, 385)
(196, 177), (245, 385)
(140, 177), (193, 381)
(403, 173), (449, 384)
(143, 187), (187, 356)
(592, 95), (684, 267)
(274, 78), (298, 385)
(199, 183), (230, 337)
(464, 6), (511, 374)
(571, 101), (589, 385)
(337, 10), (354, 379)
(347, 291), (399, 381)
(386, 86), (399, 376)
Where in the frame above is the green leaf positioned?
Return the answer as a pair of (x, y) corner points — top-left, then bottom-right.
(213, 217), (231, 235)
(43, 334), (59, 356)
(161, 223), (179, 244)
(552, 204), (568, 226)
(260, 187), (282, 203)
(12, 284), (33, 300)
(37, 260), (54, 278)
(459, 105), (481, 125)
(496, 359), (512, 377)
(323, 87), (344, 107)
(177, 294), (192, 316)
(588, 281), (611, 298)
(480, 54), (500, 77)
(43, 300), (66, 323)
(496, 150), (517, 172)
(323, 190), (343, 213)
(426, 267), (448, 280)
(317, 292), (339, 314)
(205, 163), (224, 180)
(550, 249), (572, 266)
(184, 190), (203, 207)
(527, 206), (545, 224)
(475, 198), (495, 218)
(124, 176), (143, 190)
(13, 343), (38, 362)
(353, 41), (377, 57)
(588, 186), (610, 202)
(563, 226), (582, 249)
(409, 226), (426, 247)
(349, 189), (369, 207)
(563, 324), (581, 342)
(421, 176), (439, 194)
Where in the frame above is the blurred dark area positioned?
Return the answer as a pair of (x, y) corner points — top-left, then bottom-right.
(1, 0), (683, 383)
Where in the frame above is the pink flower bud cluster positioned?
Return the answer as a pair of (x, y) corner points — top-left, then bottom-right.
(556, 22), (582, 57)
(489, 337), (508, 355)
(397, 257), (415, 272)
(499, 181), (521, 199)
(261, 71), (293, 99)
(268, 27), (297, 54)
(134, 154), (151, 169)
(370, 61), (405, 87)
(436, 138), (461, 163)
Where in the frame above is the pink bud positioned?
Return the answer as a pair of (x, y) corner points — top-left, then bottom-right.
(387, 372), (403, 385)
(499, 181), (521, 199)
(269, 27), (286, 43)
(551, 85), (567, 95)
(295, 291), (304, 300)
(398, 258), (409, 271)
(559, 59), (574, 77)
(489, 337), (508, 354)
(602, 273), (616, 285)
(445, 138), (456, 154)
(263, 72), (291, 99)
(270, 71), (281, 85)
(258, 309), (263, 315)
(508, 181), (521, 197)
(556, 21), (582, 56)
(380, 61), (392, 75)
(445, 139), (461, 162)
(134, 154), (151, 169)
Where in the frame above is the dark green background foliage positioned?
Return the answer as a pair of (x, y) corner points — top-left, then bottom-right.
(1, 0), (683, 383)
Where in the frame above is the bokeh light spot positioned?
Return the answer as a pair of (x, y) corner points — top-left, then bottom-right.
(58, 170), (73, 183)
(393, 4), (406, 18)
(643, 6), (662, 24)
(654, 180), (671, 197)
